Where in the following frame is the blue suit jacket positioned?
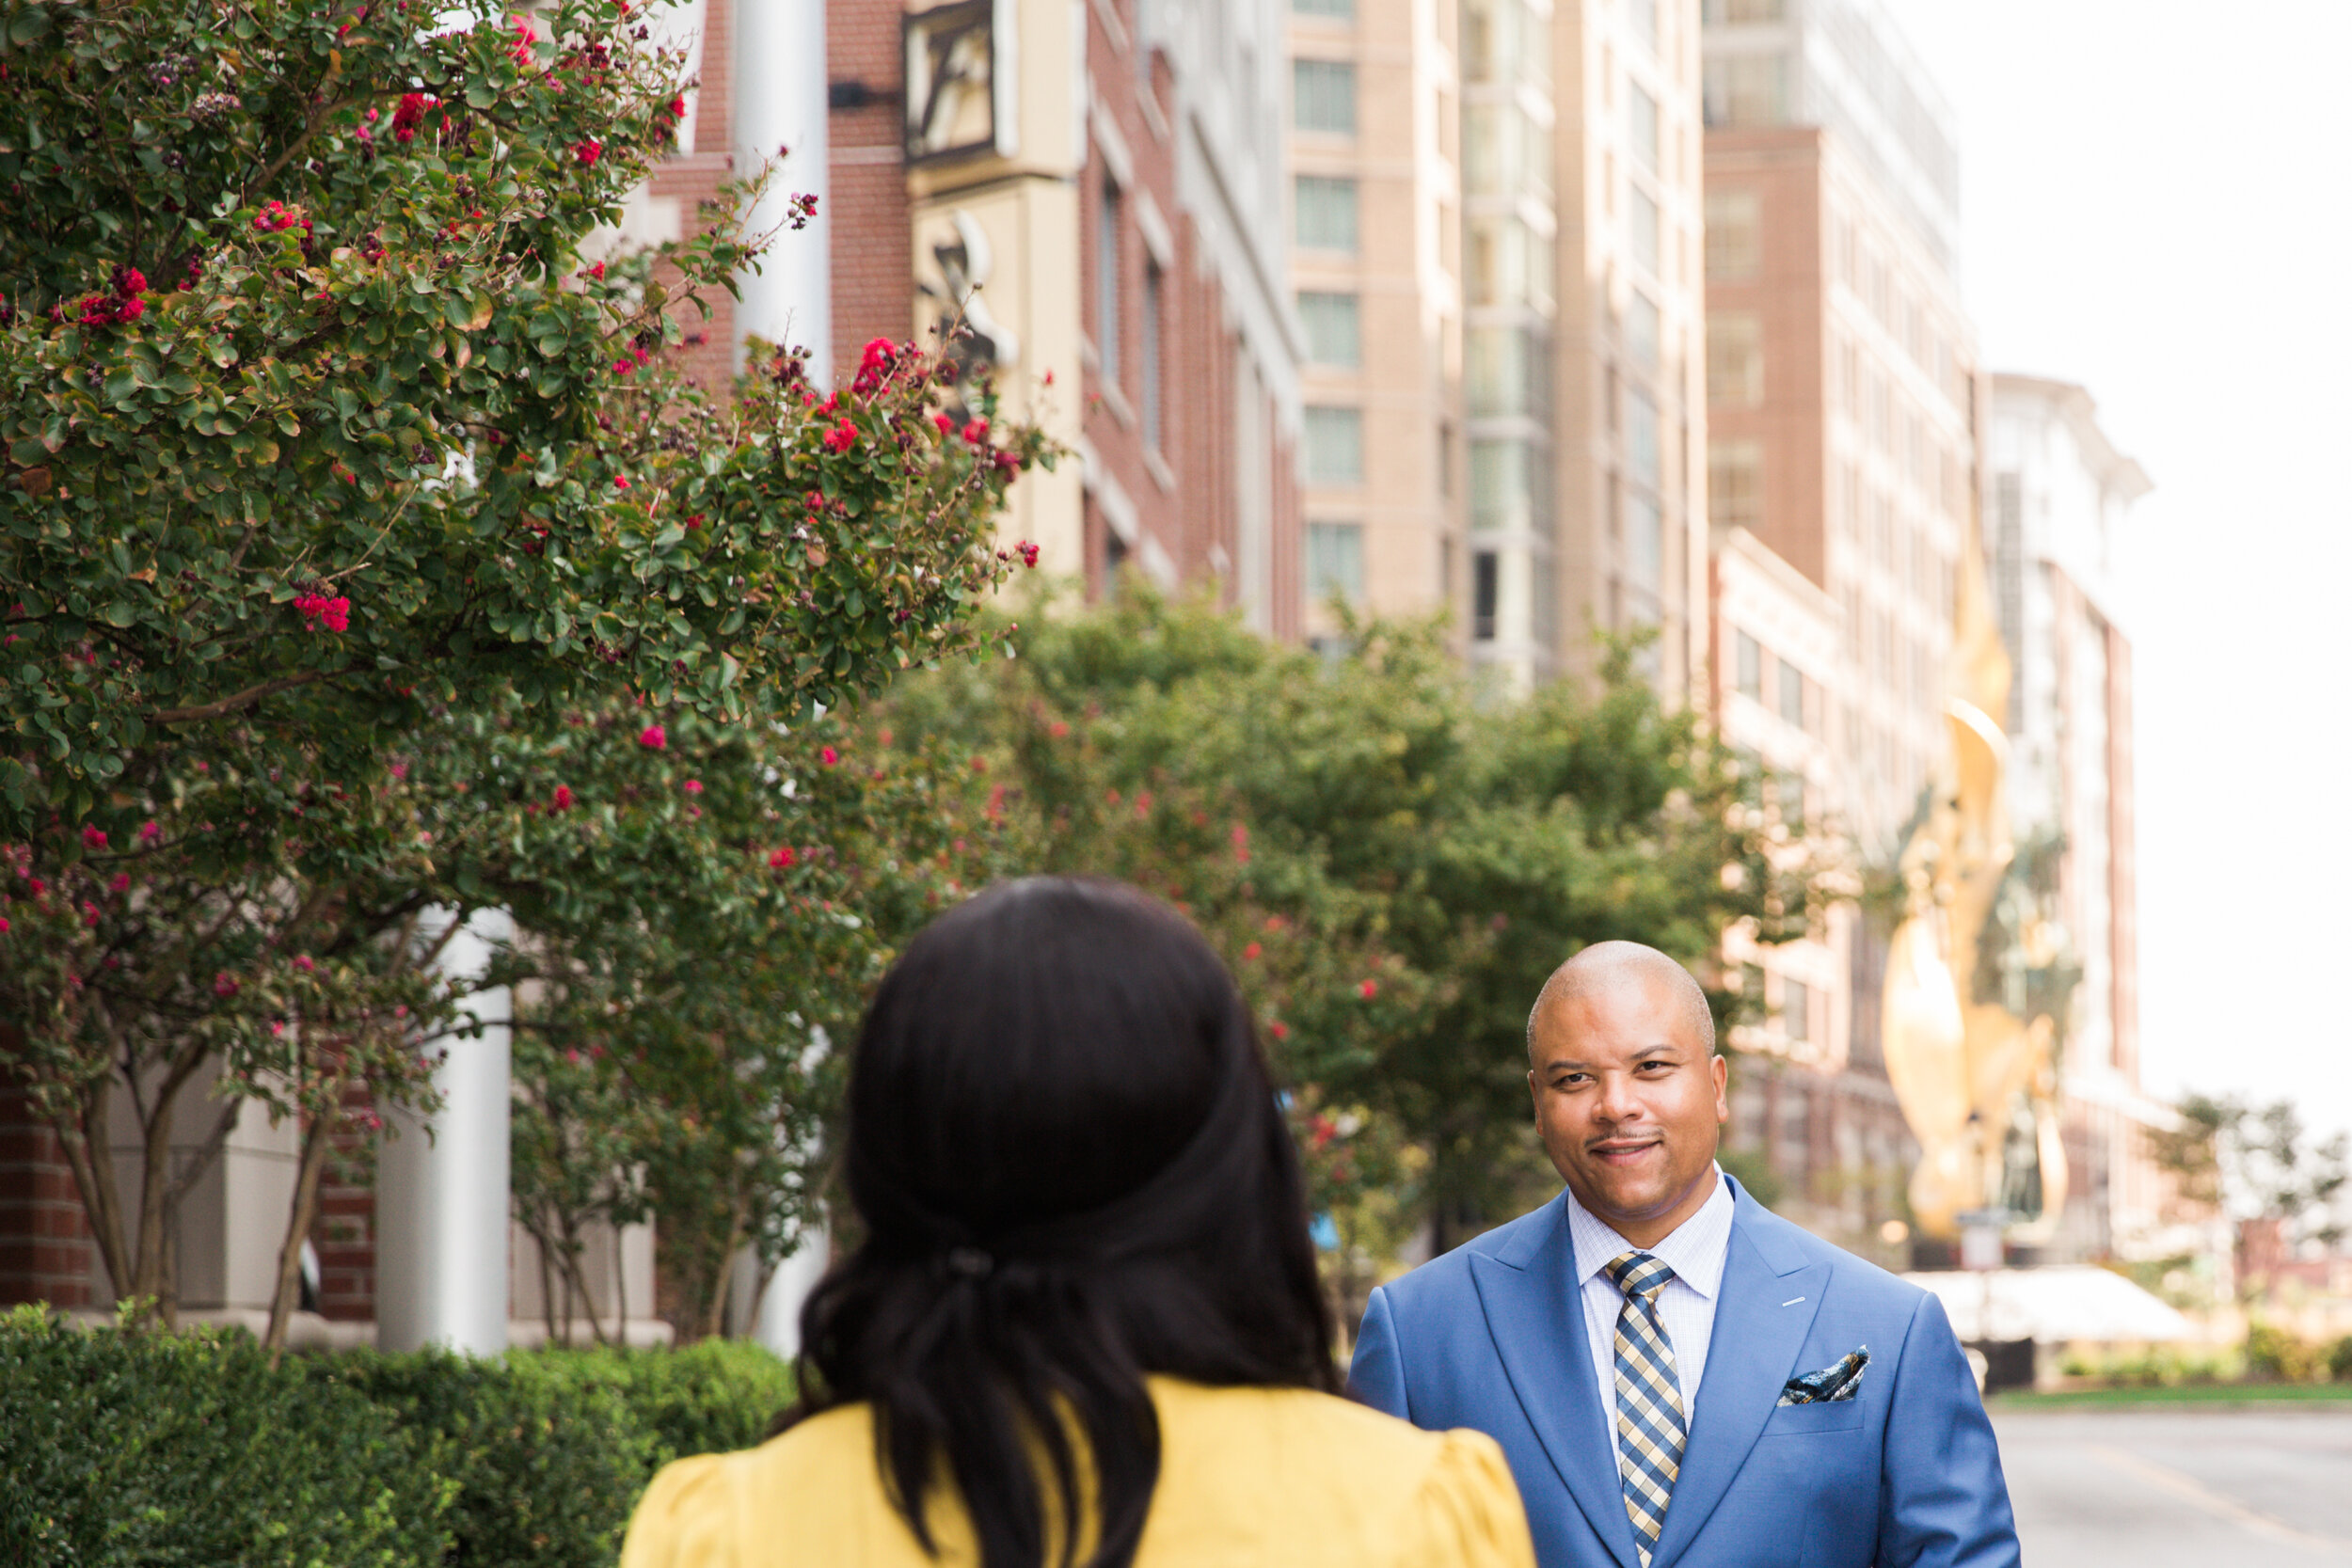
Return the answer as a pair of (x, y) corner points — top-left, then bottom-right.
(1350, 1180), (2019, 1568)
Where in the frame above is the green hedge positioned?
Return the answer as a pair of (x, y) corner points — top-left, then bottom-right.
(0, 1307), (795, 1568)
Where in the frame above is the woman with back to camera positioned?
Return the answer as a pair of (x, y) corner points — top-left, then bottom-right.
(621, 876), (1534, 1568)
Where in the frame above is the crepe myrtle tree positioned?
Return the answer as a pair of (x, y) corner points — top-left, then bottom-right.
(0, 0), (1048, 1324)
(449, 699), (1007, 1341)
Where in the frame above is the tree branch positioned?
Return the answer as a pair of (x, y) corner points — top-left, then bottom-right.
(150, 672), (337, 725)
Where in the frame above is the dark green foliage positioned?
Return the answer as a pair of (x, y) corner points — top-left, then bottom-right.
(0, 1307), (796, 1567)
(0, 1306), (454, 1567)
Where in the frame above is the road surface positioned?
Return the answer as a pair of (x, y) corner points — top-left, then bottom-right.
(1993, 1405), (2352, 1566)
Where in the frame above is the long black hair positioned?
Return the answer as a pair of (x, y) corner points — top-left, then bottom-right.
(793, 877), (1338, 1568)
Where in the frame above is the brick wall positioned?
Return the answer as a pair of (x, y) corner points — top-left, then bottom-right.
(829, 0), (911, 372)
(0, 1053), (96, 1307)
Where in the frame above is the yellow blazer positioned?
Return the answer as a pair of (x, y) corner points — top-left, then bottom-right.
(620, 1377), (1535, 1568)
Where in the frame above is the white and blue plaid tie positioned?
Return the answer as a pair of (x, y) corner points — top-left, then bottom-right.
(1606, 1251), (1687, 1568)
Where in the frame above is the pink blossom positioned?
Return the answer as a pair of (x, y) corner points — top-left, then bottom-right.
(573, 138), (603, 166)
(612, 474), (631, 490)
(294, 955), (315, 973)
(1359, 979), (1379, 999)
(768, 846), (797, 868)
(213, 972), (239, 997)
(81, 825), (107, 849)
(138, 821), (161, 844)
(822, 420), (859, 454)
(683, 779), (704, 794)
(551, 784), (573, 811)
(271, 1021), (285, 1037)
(26, 878), (44, 897)
(820, 745), (839, 767)
(961, 419), (990, 446)
(0, 917), (10, 934)
(638, 724), (667, 751)
(1270, 1022), (1290, 1040)
(294, 593), (351, 632)
(110, 873), (130, 894)
(1016, 540), (1041, 568)
(1243, 942), (1263, 960)
(970, 755), (988, 774)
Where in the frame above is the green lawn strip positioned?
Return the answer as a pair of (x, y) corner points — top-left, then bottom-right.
(1993, 1383), (2352, 1409)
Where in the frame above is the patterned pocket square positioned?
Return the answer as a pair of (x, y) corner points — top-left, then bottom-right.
(1778, 1347), (1869, 1405)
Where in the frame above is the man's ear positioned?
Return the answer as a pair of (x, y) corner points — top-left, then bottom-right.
(1710, 1052), (1730, 1122)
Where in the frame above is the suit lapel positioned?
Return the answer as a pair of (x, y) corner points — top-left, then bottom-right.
(1469, 1195), (1645, 1568)
(1649, 1196), (1827, 1568)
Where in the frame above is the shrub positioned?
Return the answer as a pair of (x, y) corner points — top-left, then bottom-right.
(0, 1306), (454, 1567)
(0, 1308), (794, 1567)
(2244, 1321), (2326, 1384)
(2328, 1335), (2352, 1384)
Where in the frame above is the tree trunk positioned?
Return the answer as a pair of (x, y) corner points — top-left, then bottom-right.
(264, 1103), (338, 1367)
(56, 1074), (135, 1307)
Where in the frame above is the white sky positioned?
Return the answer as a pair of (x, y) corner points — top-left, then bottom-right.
(1876, 1), (2352, 1135)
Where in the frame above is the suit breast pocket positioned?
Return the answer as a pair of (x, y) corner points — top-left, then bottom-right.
(1760, 1398), (1867, 1436)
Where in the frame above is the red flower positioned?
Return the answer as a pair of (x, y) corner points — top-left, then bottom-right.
(638, 724), (667, 751)
(584, 261), (606, 281)
(114, 266), (148, 297)
(612, 359), (636, 376)
(1049, 720), (1070, 739)
(970, 755), (988, 773)
(768, 846), (797, 869)
(294, 955), (315, 973)
(684, 514), (705, 530)
(110, 873), (130, 894)
(294, 593), (351, 632)
(822, 420), (858, 454)
(551, 784), (574, 811)
(961, 418), (990, 445)
(1270, 1022), (1290, 1040)
(391, 92), (436, 144)
(1243, 942), (1263, 960)
(682, 779), (704, 794)
(0, 918), (9, 934)
(26, 878), (44, 896)
(820, 745), (839, 767)
(932, 412), (954, 435)
(81, 825), (107, 849)
(1359, 979), (1379, 999)
(612, 475), (631, 490)
(138, 820), (161, 844)
(573, 138), (603, 166)
(213, 972), (239, 997)
(1016, 540), (1041, 568)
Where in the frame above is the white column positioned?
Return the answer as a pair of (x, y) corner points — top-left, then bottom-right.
(735, 0), (833, 386)
(375, 907), (513, 1355)
(753, 1225), (832, 1358)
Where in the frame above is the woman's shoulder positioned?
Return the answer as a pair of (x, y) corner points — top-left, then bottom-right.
(1146, 1381), (1534, 1568)
(619, 1406), (903, 1568)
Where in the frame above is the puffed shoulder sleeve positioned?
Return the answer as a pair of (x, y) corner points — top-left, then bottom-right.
(620, 1453), (741, 1568)
(1391, 1428), (1539, 1568)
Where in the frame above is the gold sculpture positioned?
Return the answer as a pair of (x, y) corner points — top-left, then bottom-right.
(1881, 517), (2067, 1243)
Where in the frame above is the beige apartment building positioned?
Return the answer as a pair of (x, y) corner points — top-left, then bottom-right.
(1288, 0), (1469, 643)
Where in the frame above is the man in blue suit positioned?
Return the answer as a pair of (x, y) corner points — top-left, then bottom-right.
(1351, 942), (2018, 1568)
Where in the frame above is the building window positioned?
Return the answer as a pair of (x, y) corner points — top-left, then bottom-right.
(1297, 291), (1361, 367)
(1472, 551), (1500, 641)
(1293, 59), (1358, 135)
(1306, 521), (1365, 605)
(1624, 387), (1660, 488)
(1707, 313), (1764, 407)
(1779, 658), (1805, 728)
(1628, 185), (1661, 277)
(1702, 53), (1788, 127)
(1304, 405), (1364, 484)
(1709, 439), (1762, 531)
(1736, 630), (1762, 701)
(1095, 179), (1122, 389)
(1628, 0), (1658, 54)
(1628, 84), (1659, 172)
(1295, 175), (1359, 251)
(1783, 976), (1810, 1042)
(1625, 290), (1660, 371)
(1704, 189), (1760, 282)
(1141, 261), (1165, 452)
(1626, 494), (1662, 598)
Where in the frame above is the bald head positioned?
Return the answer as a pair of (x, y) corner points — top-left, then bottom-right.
(1526, 941), (1715, 1059)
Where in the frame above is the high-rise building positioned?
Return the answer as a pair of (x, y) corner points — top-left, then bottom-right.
(1699, 0), (1973, 1253)
(1985, 372), (2163, 1260)
(1286, 0), (1468, 643)
(845, 0), (1308, 631)
(1460, 0), (1708, 693)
